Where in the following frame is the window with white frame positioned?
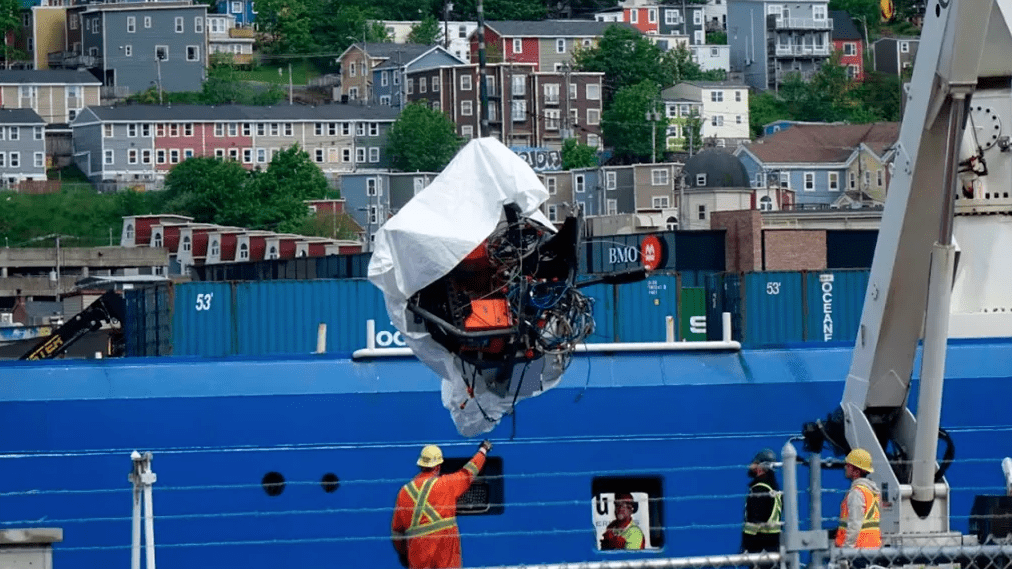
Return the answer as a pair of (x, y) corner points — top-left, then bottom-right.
(241, 123), (251, 136)
(195, 16), (203, 33)
(156, 45), (168, 61)
(710, 90), (723, 102)
(828, 172), (839, 191)
(711, 115), (723, 126)
(104, 124), (113, 138)
(544, 83), (560, 104)
(652, 196), (670, 208)
(813, 5), (826, 19)
(270, 123), (279, 136)
(315, 148), (324, 163)
(128, 149), (138, 164)
(570, 83), (577, 99)
(696, 173), (707, 186)
(228, 123), (238, 136)
(356, 147), (366, 162)
(461, 74), (472, 90)
(170, 149), (180, 164)
(461, 100), (473, 116)
(406, 78), (414, 94)
(849, 171), (856, 188)
(380, 95), (391, 105)
(232, 1), (242, 12)
(125, 45), (133, 57)
(847, 65), (859, 79)
(34, 126), (42, 140)
(380, 71), (388, 86)
(175, 17), (183, 32)
(665, 9), (677, 24)
(184, 149), (193, 159)
(651, 169), (669, 185)
(556, 38), (565, 53)
(900, 41), (910, 53)
(545, 109), (559, 130)
(804, 172), (815, 190)
(461, 125), (474, 138)
(512, 100), (526, 122)
(257, 148), (267, 163)
(239, 243), (248, 260)
(546, 204), (558, 222)
(144, 16), (151, 28)
(228, 148), (239, 161)
(587, 109), (600, 125)
(127, 16), (135, 32)
(780, 172), (790, 188)
(843, 42), (857, 56)
(606, 198), (617, 215)
(513, 38), (522, 53)
(156, 149), (166, 163)
(511, 75), (525, 96)
(697, 204), (706, 220)
(356, 122), (365, 136)
(759, 195), (773, 211)
(648, 8), (657, 22)
(369, 147), (380, 162)
(606, 171), (616, 189)
(546, 177), (557, 194)
(877, 169), (884, 187)
(863, 170), (871, 187)
(187, 46), (199, 61)
(34, 152), (44, 168)
(285, 123), (294, 136)
(432, 76), (440, 92)
(142, 149), (151, 163)
(575, 174), (585, 193)
(586, 84), (600, 100)
(630, 8), (638, 23)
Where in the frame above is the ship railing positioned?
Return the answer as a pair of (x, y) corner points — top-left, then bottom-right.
(351, 314), (741, 359)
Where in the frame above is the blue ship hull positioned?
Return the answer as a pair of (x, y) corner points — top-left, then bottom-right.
(0, 340), (1009, 568)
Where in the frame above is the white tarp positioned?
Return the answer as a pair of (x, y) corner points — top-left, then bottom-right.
(368, 137), (563, 437)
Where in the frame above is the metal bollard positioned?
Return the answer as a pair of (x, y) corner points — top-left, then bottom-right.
(809, 452), (825, 569)
(782, 441), (801, 569)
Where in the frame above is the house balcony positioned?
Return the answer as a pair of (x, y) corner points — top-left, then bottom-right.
(773, 17), (832, 30)
(229, 28), (256, 38)
(48, 51), (98, 69)
(773, 45), (830, 57)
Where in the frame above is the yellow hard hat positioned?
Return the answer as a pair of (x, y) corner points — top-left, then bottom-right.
(845, 448), (874, 473)
(417, 445), (443, 468)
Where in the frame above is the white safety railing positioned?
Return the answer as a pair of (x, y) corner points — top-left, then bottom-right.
(352, 313), (740, 360)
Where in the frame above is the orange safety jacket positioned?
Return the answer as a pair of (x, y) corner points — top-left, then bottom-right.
(391, 451), (487, 569)
(836, 482), (882, 548)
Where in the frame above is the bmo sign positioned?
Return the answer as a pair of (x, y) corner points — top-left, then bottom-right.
(597, 233), (669, 273)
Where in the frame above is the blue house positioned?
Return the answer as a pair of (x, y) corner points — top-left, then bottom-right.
(215, 0), (256, 28)
(373, 45), (465, 109)
(339, 171), (440, 250)
(735, 122), (899, 207)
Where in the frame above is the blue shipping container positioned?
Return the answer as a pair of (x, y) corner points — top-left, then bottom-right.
(743, 272), (805, 345)
(580, 282), (615, 344)
(614, 274), (679, 342)
(804, 270), (869, 343)
(172, 282), (235, 357)
(233, 280), (391, 355)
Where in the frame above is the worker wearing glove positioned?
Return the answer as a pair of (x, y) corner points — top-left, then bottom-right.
(600, 493), (645, 550)
(391, 440), (493, 568)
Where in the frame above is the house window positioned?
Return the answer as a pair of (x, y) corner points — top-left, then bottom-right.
(228, 123), (238, 136)
(460, 100), (474, 116)
(239, 243), (249, 260)
(804, 172), (815, 191)
(512, 100), (527, 122)
(461, 125), (474, 138)
(170, 149), (180, 164)
(546, 177), (557, 194)
(864, 170), (871, 187)
(369, 147), (380, 163)
(511, 75), (525, 96)
(242, 148), (252, 163)
(711, 116), (724, 126)
(156, 46), (168, 61)
(181, 236), (191, 252)
(195, 17), (203, 33)
(315, 148), (324, 163)
(606, 171), (616, 189)
(153, 233), (163, 247)
(461, 75), (472, 90)
(813, 5), (827, 19)
(556, 38), (565, 53)
(847, 65), (859, 79)
(187, 46), (200, 61)
(184, 149), (193, 159)
(270, 123), (279, 136)
(544, 83), (560, 104)
(900, 41), (910, 53)
(587, 133), (599, 147)
(736, 115), (742, 124)
(652, 196), (670, 208)
(697, 204), (706, 220)
(175, 17), (183, 33)
(34, 152), (44, 168)
(575, 174), (585, 193)
(356, 147), (366, 162)
(630, 9), (638, 23)
(214, 124), (224, 137)
(828, 172), (839, 191)
(648, 8), (657, 22)
(286, 123), (294, 136)
(570, 83), (577, 99)
(849, 171), (856, 189)
(546, 204), (558, 222)
(694, 10), (702, 24)
(104, 124), (113, 138)
(127, 16), (135, 33)
(587, 109), (600, 125)
(210, 240), (219, 257)
(34, 126), (42, 140)
(607, 199), (618, 215)
(710, 91), (723, 102)
(711, 47), (719, 57)
(144, 16), (151, 28)
(156, 149), (166, 163)
(513, 38), (522, 53)
(128, 149), (138, 164)
(665, 10), (677, 25)
(232, 1), (242, 13)
(406, 78), (414, 94)
(696, 173), (707, 186)
(844, 43), (857, 56)
(432, 76), (440, 92)
(241, 123), (251, 136)
(7, 152), (17, 168)
(380, 71), (388, 86)
(877, 169), (884, 187)
(545, 109), (559, 130)
(735, 91), (742, 102)
(586, 84), (600, 100)
(759, 196), (773, 211)
(169, 124), (179, 137)
(257, 148), (267, 163)
(652, 169), (669, 185)
(125, 45), (133, 57)
(142, 150), (152, 163)
(780, 172), (790, 188)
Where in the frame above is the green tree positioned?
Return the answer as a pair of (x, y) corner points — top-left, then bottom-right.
(447, 0), (547, 20)
(601, 80), (666, 163)
(257, 0), (321, 54)
(561, 138), (598, 170)
(407, 15), (442, 45)
(161, 157), (253, 225)
(805, 52), (855, 121)
(828, 0), (879, 32)
(290, 210), (360, 240)
(0, 0), (23, 65)
(748, 90), (791, 138)
(706, 31), (727, 44)
(386, 102), (464, 172)
(575, 26), (674, 106)
(683, 110), (704, 153)
(854, 70), (902, 121)
(249, 145), (331, 232)
(663, 44), (705, 85)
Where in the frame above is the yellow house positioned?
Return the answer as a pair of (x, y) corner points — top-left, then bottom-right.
(0, 69), (101, 124)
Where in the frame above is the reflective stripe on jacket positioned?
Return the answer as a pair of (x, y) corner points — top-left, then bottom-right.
(836, 481), (882, 548)
(742, 482), (783, 536)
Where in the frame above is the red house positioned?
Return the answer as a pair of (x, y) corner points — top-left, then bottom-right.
(121, 214), (192, 247)
(830, 11), (865, 81)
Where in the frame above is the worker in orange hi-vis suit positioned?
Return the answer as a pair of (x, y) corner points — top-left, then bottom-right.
(391, 440), (492, 569)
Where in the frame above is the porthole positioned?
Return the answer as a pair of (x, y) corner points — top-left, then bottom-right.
(321, 473), (340, 493)
(261, 471), (285, 496)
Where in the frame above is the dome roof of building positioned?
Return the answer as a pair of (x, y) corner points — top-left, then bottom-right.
(683, 149), (750, 189)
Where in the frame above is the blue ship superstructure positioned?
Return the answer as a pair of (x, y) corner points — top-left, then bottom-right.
(0, 340), (1009, 568)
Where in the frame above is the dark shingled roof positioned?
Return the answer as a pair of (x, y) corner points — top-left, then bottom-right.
(683, 149), (750, 189)
(0, 69), (102, 84)
(0, 108), (46, 124)
(830, 11), (863, 42)
(485, 20), (638, 37)
(81, 104), (401, 122)
(746, 122), (900, 163)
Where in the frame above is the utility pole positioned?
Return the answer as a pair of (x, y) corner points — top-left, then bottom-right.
(505, 59), (513, 145)
(288, 62), (293, 105)
(646, 104), (661, 163)
(156, 55), (163, 105)
(562, 62), (571, 140)
(476, 0), (488, 138)
(443, 1), (452, 49)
